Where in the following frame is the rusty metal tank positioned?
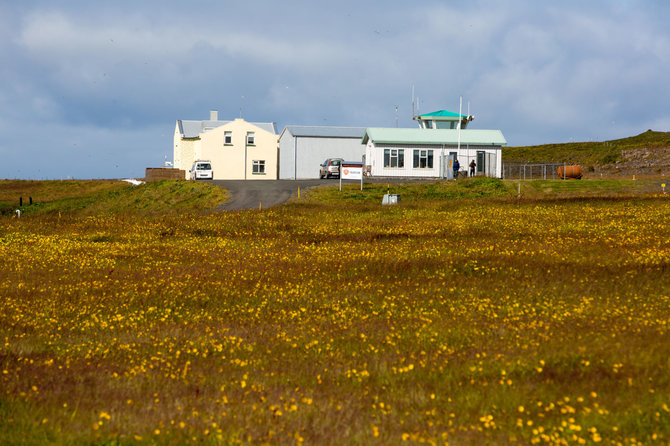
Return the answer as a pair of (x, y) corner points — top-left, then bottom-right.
(557, 165), (582, 180)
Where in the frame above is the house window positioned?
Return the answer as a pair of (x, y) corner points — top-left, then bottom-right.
(413, 149), (434, 168)
(383, 149), (404, 168)
(224, 131), (232, 145)
(246, 132), (255, 146)
(252, 160), (265, 174)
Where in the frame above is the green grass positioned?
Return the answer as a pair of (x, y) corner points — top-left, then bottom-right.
(515, 178), (667, 198)
(0, 180), (229, 216)
(304, 177), (515, 205)
(502, 129), (670, 167)
(302, 177), (667, 207)
(2, 196), (670, 444)
(2, 179), (670, 444)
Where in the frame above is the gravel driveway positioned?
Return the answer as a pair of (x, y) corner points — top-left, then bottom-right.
(212, 179), (337, 210)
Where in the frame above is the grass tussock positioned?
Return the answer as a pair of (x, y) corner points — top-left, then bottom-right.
(1, 182), (670, 444)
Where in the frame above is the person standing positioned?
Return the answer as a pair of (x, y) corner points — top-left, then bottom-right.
(453, 159), (460, 179)
(469, 159), (476, 177)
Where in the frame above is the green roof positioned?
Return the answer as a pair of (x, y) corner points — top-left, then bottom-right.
(362, 128), (507, 146)
(417, 110), (467, 119)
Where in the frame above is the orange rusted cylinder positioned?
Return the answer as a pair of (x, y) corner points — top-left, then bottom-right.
(557, 165), (582, 180)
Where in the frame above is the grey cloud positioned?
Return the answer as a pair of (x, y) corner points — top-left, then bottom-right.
(2, 1), (670, 178)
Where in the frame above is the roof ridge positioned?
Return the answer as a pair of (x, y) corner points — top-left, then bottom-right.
(287, 124), (366, 127)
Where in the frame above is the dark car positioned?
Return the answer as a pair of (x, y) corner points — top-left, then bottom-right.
(319, 158), (343, 179)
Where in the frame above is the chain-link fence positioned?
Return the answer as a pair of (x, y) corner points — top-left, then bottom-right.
(502, 163), (565, 180)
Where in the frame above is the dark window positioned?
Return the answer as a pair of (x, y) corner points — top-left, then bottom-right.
(384, 149), (404, 168)
(252, 160), (265, 174)
(413, 149), (433, 168)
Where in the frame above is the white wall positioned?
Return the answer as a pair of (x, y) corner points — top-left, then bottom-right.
(366, 142), (502, 178)
(173, 126), (198, 179)
(279, 134), (366, 179)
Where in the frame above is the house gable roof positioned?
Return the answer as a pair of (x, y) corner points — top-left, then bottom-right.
(362, 128), (507, 146)
(281, 125), (367, 139)
(177, 119), (277, 139)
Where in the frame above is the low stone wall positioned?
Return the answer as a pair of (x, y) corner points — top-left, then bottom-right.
(145, 168), (186, 181)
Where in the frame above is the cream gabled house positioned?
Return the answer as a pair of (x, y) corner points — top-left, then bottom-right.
(174, 110), (278, 180)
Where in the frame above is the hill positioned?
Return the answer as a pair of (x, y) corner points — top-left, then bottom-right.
(0, 180), (228, 216)
(503, 130), (670, 176)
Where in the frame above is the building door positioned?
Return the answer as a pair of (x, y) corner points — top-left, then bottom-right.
(477, 151), (485, 175)
(443, 153), (456, 179)
(486, 152), (497, 177)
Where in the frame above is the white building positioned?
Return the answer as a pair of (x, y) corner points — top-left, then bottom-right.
(363, 127), (506, 179)
(362, 109), (506, 179)
(278, 126), (366, 179)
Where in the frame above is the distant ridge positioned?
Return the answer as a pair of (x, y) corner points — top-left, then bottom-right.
(503, 130), (670, 176)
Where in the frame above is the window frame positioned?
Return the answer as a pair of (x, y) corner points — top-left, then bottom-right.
(224, 131), (232, 145)
(383, 149), (404, 168)
(252, 159), (265, 174)
(246, 132), (255, 146)
(413, 149), (433, 168)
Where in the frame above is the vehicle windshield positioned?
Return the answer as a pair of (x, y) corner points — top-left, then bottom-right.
(197, 164), (211, 170)
(332, 160), (341, 166)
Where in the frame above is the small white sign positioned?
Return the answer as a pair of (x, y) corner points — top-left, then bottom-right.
(341, 166), (362, 180)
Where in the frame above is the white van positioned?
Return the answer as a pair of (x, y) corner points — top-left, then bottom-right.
(190, 160), (213, 180)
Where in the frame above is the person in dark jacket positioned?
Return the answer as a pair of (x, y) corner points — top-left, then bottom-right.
(469, 160), (476, 177)
(453, 159), (460, 179)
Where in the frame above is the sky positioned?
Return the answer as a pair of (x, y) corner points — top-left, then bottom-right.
(2, 0), (670, 179)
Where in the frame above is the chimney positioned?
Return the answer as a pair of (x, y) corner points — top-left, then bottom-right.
(209, 110), (218, 121)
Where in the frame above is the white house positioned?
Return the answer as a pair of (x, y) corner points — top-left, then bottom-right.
(363, 127), (506, 179)
(174, 110), (278, 180)
(278, 126), (366, 179)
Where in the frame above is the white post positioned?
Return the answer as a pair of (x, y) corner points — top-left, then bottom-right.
(457, 96), (462, 156)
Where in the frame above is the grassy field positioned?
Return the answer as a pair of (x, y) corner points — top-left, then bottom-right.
(0, 180), (229, 216)
(502, 130), (670, 168)
(1, 179), (670, 444)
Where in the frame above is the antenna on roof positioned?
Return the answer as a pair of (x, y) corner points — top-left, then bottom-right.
(395, 105), (399, 128)
(411, 85), (415, 119)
